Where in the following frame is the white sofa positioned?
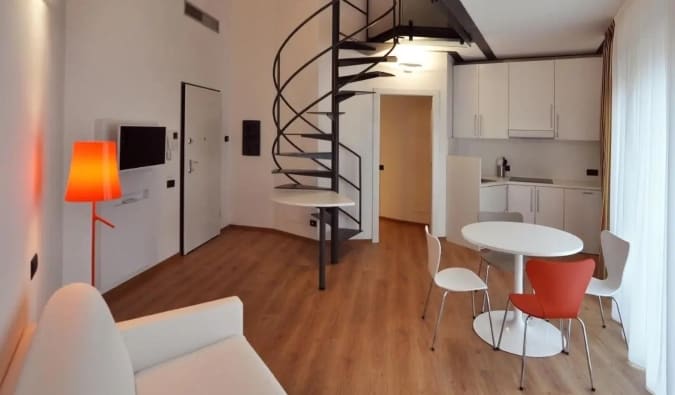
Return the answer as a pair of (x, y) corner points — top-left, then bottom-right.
(13, 283), (286, 395)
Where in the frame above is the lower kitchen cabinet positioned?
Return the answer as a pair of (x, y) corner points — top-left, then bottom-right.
(534, 186), (564, 229)
(480, 185), (507, 212)
(564, 189), (602, 254)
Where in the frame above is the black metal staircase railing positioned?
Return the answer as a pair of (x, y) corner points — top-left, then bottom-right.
(272, 0), (397, 245)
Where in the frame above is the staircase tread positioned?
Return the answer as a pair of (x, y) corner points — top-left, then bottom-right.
(285, 133), (334, 141)
(277, 152), (332, 159)
(307, 111), (346, 115)
(276, 184), (332, 191)
(337, 228), (361, 241)
(273, 169), (333, 177)
(339, 41), (376, 51)
(338, 71), (395, 86)
(338, 56), (398, 67)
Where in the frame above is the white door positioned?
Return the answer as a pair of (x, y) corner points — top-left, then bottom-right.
(507, 185), (535, 224)
(182, 84), (222, 254)
(509, 60), (555, 132)
(555, 58), (602, 141)
(534, 186), (564, 229)
(478, 63), (509, 139)
(564, 189), (602, 254)
(452, 65), (478, 138)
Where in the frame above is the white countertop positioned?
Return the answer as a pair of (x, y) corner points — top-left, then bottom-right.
(480, 176), (601, 191)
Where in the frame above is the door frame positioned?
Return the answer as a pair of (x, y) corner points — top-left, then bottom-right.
(372, 89), (446, 243)
(180, 81), (222, 255)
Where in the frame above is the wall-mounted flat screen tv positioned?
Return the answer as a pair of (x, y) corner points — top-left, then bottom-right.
(118, 126), (166, 170)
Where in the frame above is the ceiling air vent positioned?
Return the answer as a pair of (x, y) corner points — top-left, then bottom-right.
(185, 1), (219, 33)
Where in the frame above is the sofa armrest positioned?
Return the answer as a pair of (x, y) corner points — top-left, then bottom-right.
(116, 296), (243, 373)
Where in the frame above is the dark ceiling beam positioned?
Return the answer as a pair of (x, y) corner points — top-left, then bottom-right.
(438, 0), (497, 60)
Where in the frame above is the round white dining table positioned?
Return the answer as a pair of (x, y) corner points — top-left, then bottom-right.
(462, 221), (583, 357)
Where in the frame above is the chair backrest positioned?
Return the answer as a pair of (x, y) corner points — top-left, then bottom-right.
(601, 230), (630, 290)
(478, 211), (523, 223)
(15, 284), (135, 395)
(425, 225), (442, 278)
(526, 259), (596, 319)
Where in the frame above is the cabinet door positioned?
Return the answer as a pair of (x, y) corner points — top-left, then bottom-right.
(478, 63), (509, 139)
(555, 58), (602, 141)
(509, 60), (555, 132)
(480, 185), (507, 212)
(564, 189), (602, 254)
(534, 187), (564, 229)
(453, 65), (478, 138)
(507, 185), (535, 224)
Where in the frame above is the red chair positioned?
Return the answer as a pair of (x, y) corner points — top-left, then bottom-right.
(497, 259), (596, 392)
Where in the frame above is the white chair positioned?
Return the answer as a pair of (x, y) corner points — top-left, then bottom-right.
(476, 211), (524, 311)
(586, 230), (630, 348)
(421, 226), (495, 351)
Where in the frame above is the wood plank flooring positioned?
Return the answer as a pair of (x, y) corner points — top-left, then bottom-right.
(104, 219), (646, 394)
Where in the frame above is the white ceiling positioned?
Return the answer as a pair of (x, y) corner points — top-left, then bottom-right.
(460, 0), (624, 58)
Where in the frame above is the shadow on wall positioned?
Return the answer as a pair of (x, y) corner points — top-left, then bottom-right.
(0, 294), (29, 395)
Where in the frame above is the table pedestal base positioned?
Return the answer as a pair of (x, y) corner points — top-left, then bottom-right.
(474, 310), (565, 357)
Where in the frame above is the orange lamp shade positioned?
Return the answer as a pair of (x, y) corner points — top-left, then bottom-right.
(65, 141), (122, 202)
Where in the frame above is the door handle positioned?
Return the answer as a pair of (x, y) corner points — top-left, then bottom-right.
(187, 137), (193, 144)
(188, 159), (199, 174)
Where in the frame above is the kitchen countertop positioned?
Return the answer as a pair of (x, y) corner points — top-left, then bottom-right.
(480, 176), (601, 191)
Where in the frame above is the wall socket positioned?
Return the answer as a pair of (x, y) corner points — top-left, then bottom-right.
(309, 219), (317, 227)
(586, 169), (599, 176)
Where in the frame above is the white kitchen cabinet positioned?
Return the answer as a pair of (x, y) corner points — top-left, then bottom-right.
(507, 185), (535, 224)
(555, 58), (603, 141)
(478, 64), (509, 139)
(564, 189), (602, 254)
(453, 65), (479, 138)
(534, 186), (564, 229)
(453, 64), (508, 139)
(480, 185), (507, 212)
(508, 60), (555, 137)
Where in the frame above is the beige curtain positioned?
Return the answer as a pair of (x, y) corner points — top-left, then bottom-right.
(598, 21), (614, 277)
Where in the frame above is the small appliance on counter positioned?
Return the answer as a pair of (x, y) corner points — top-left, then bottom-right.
(496, 157), (510, 178)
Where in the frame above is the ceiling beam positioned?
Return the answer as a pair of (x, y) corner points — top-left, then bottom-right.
(438, 0), (496, 60)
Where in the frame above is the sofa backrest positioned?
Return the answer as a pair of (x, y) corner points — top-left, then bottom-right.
(14, 283), (136, 395)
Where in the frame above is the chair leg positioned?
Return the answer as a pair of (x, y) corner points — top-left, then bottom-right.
(559, 320), (568, 354)
(471, 289), (476, 319)
(597, 296), (607, 328)
(519, 316), (531, 391)
(611, 297), (629, 350)
(484, 289), (496, 349)
(496, 299), (512, 349)
(577, 318), (596, 392)
(430, 291), (448, 351)
(422, 279), (434, 320)
(482, 264), (491, 313)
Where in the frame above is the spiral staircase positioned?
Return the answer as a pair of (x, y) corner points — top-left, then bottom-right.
(272, 0), (398, 275)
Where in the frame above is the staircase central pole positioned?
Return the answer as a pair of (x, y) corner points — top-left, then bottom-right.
(330, 0), (340, 264)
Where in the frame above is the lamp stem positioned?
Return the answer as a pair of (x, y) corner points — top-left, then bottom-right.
(91, 201), (97, 287)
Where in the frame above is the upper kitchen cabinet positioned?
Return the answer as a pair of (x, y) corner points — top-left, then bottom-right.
(478, 63), (509, 139)
(508, 60), (555, 138)
(453, 65), (479, 138)
(554, 57), (602, 141)
(453, 64), (508, 139)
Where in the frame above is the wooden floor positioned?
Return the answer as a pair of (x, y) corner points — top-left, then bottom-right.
(105, 219), (646, 394)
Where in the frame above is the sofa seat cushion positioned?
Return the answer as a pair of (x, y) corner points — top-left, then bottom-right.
(135, 335), (285, 395)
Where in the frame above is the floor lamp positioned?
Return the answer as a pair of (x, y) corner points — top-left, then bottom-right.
(65, 141), (122, 287)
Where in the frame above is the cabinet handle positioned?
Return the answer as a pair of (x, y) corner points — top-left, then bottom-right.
(556, 114), (560, 138)
(582, 191), (594, 195)
(530, 189), (534, 212)
(550, 105), (554, 129)
(480, 114), (484, 137)
(537, 190), (541, 213)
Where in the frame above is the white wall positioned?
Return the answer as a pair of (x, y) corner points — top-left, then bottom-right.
(450, 139), (601, 182)
(63, 0), (228, 290)
(0, 0), (65, 386)
(321, 49), (450, 239)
